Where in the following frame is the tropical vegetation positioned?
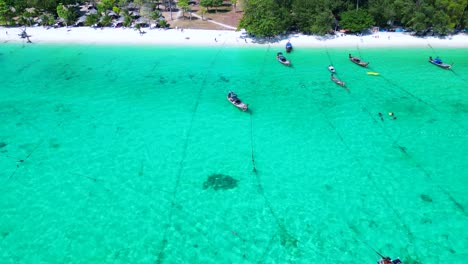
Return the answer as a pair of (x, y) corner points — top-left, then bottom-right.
(0, 0), (170, 28)
(0, 0), (467, 37)
(240, 0), (468, 36)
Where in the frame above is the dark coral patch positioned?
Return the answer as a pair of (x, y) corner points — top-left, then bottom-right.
(421, 194), (432, 203)
(0, 142), (6, 148)
(203, 174), (238, 191)
(420, 194), (433, 203)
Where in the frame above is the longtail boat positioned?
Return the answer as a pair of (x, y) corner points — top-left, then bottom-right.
(349, 54), (369, 67)
(331, 74), (346, 87)
(429, 56), (452, 69)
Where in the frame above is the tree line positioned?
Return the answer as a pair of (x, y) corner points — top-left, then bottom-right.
(0, 0), (467, 37)
(0, 0), (172, 27)
(239, 0), (468, 36)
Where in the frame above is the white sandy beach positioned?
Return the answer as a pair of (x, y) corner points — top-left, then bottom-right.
(1, 26), (468, 48)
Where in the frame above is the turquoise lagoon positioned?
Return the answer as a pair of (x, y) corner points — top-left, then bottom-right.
(0, 43), (467, 263)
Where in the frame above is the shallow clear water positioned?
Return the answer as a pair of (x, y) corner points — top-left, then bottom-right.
(0, 43), (467, 264)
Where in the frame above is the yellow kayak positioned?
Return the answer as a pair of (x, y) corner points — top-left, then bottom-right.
(367, 72), (379, 76)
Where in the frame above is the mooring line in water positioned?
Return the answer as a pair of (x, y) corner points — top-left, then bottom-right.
(6, 119), (65, 181)
(356, 43), (363, 59)
(351, 83), (467, 219)
(249, 112), (257, 173)
(247, 44), (271, 174)
(324, 45), (334, 66)
(379, 73), (467, 131)
(8, 139), (44, 180)
(402, 158), (467, 218)
(312, 85), (415, 238)
(155, 46), (227, 263)
(333, 76), (467, 222)
(249, 46), (301, 258)
(427, 42), (438, 57)
(7, 135), (53, 182)
(249, 44), (288, 239)
(428, 42), (468, 87)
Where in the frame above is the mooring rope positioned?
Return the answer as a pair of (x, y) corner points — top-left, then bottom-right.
(428, 42), (467, 84)
(155, 45), (227, 263)
(249, 44), (301, 258)
(356, 43), (363, 59)
(248, 44), (271, 173)
(347, 72), (468, 219)
(249, 114), (257, 173)
(314, 83), (415, 239)
(324, 45), (334, 66)
(427, 42), (438, 57)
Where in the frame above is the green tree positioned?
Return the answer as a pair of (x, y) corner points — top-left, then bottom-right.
(135, 23), (142, 33)
(200, 0), (223, 12)
(460, 4), (468, 29)
(431, 0), (468, 33)
(100, 13), (113, 27)
(368, 0), (397, 27)
(212, 0), (223, 12)
(339, 9), (374, 32)
(292, 0), (335, 34)
(200, 6), (207, 20)
(178, 0), (191, 19)
(158, 18), (168, 28)
(150, 10), (161, 20)
(28, 0), (82, 13)
(99, 0), (117, 11)
(199, 0), (212, 11)
(239, 0), (291, 37)
(57, 3), (77, 27)
(393, 0), (432, 32)
(123, 10), (133, 27)
(113, 6), (120, 15)
(21, 8), (35, 26)
(0, 0), (14, 25)
(85, 13), (99, 26)
(310, 11), (335, 34)
(39, 13), (55, 26)
(231, 0), (238, 12)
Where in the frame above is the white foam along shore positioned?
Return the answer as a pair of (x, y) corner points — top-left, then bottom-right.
(2, 26), (468, 48)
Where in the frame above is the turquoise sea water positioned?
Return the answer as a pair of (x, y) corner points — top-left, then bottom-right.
(0, 43), (467, 264)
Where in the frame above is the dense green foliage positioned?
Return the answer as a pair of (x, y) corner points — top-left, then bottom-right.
(240, 0), (468, 36)
(0, 0), (168, 27)
(0, 0), (466, 37)
(56, 3), (77, 26)
(340, 9), (374, 32)
(200, 0), (224, 11)
(238, 0), (291, 36)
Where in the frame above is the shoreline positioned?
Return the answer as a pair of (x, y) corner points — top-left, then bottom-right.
(2, 26), (468, 48)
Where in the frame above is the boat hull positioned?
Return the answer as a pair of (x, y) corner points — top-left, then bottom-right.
(227, 96), (248, 111)
(429, 60), (451, 69)
(349, 55), (369, 67)
(331, 75), (345, 87)
(350, 58), (369, 67)
(278, 59), (291, 66)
